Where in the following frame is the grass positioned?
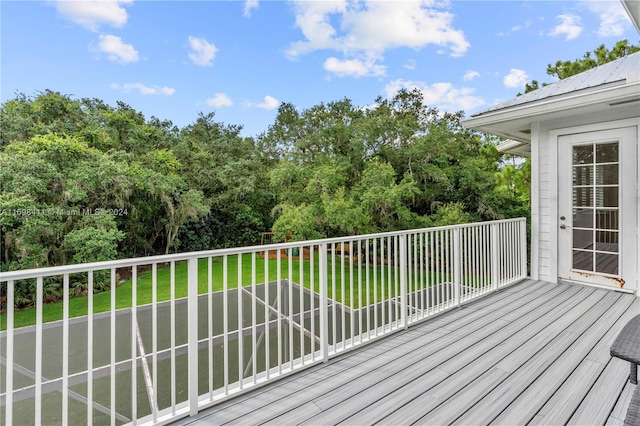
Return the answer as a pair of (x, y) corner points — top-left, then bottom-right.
(3, 251), (481, 330)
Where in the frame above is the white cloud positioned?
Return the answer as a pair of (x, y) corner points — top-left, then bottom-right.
(503, 68), (529, 89)
(95, 34), (139, 63)
(286, 1), (346, 57)
(323, 57), (386, 77)
(188, 36), (217, 67)
(55, 0), (132, 31)
(511, 20), (532, 32)
(111, 83), (175, 95)
(206, 93), (233, 108)
(463, 70), (479, 81)
(404, 59), (416, 70)
(548, 14), (583, 40)
(286, 0), (469, 77)
(244, 0), (259, 17)
(384, 79), (485, 112)
(584, 1), (630, 37)
(255, 95), (279, 110)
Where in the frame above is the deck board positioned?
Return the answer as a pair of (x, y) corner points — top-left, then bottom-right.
(337, 285), (591, 425)
(201, 279), (548, 425)
(493, 291), (633, 424)
(568, 358), (630, 425)
(608, 381), (636, 425)
(452, 290), (619, 425)
(173, 280), (638, 426)
(291, 281), (575, 424)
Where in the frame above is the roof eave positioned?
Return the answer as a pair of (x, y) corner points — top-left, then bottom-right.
(496, 139), (532, 157)
(463, 81), (640, 138)
(621, 0), (640, 34)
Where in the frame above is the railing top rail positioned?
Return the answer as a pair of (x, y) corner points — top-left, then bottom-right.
(0, 217), (526, 281)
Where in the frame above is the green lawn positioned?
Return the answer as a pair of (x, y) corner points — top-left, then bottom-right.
(3, 252), (478, 330)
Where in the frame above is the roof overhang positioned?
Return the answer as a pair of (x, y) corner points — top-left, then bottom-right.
(496, 139), (532, 157)
(463, 79), (640, 155)
(622, 0), (640, 33)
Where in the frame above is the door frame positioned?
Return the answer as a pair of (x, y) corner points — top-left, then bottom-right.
(548, 120), (638, 294)
(557, 128), (635, 289)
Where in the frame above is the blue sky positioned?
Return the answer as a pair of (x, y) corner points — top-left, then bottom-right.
(2, 0), (638, 137)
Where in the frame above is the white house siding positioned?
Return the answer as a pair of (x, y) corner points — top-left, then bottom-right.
(534, 121), (553, 283)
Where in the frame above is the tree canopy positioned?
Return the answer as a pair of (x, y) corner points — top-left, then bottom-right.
(1, 88), (529, 307)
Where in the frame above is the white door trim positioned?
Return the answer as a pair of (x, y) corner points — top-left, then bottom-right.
(550, 122), (638, 293)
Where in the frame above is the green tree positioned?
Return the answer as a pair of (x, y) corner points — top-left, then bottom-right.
(174, 112), (271, 250)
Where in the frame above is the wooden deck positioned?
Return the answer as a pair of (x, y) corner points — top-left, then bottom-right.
(175, 279), (639, 425)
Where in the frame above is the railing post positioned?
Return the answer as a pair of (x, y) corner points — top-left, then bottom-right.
(491, 223), (500, 290)
(5, 280), (14, 426)
(520, 219), (527, 278)
(319, 243), (329, 363)
(400, 235), (408, 329)
(453, 228), (461, 307)
(187, 257), (199, 417)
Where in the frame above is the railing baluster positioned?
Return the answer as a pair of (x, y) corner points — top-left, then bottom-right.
(406, 235), (411, 323)
(170, 261), (176, 415)
(448, 230), (452, 306)
(415, 234), (420, 317)
(110, 269), (117, 425)
(310, 245), (315, 360)
(400, 235), (408, 329)
(319, 243), (329, 363)
(299, 246), (304, 364)
(131, 267), (137, 424)
(420, 233), (424, 319)
(373, 238), (378, 335)
(331, 244), (337, 350)
(341, 243), (346, 348)
(223, 255), (229, 393)
(208, 257), (213, 399)
(87, 271), (94, 426)
(62, 273), (69, 425)
(388, 236), (393, 326)
(288, 249), (293, 368)
(152, 264), (158, 421)
(380, 237), (386, 331)
(238, 254), (244, 387)
(358, 240), (362, 344)
(252, 252), (258, 381)
(394, 236), (399, 323)
(264, 249), (270, 379)
(5, 280), (14, 425)
(521, 219), (527, 279)
(276, 253), (282, 372)
(435, 231), (440, 309)
(350, 240), (355, 345)
(35, 276), (43, 425)
(188, 257), (198, 416)
(365, 240), (370, 338)
(453, 229), (461, 307)
(491, 223), (500, 291)
(428, 232), (433, 315)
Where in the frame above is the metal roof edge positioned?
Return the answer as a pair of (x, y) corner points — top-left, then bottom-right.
(621, 0), (640, 33)
(463, 80), (640, 129)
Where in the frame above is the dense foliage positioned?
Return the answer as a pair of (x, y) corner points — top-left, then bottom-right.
(0, 89), (529, 306)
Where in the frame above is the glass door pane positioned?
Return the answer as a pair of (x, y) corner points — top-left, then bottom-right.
(571, 142), (619, 275)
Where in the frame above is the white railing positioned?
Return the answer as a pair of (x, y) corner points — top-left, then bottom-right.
(0, 218), (526, 425)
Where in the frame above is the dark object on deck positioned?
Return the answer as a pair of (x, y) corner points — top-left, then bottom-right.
(610, 314), (640, 426)
(610, 314), (640, 385)
(625, 387), (640, 426)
